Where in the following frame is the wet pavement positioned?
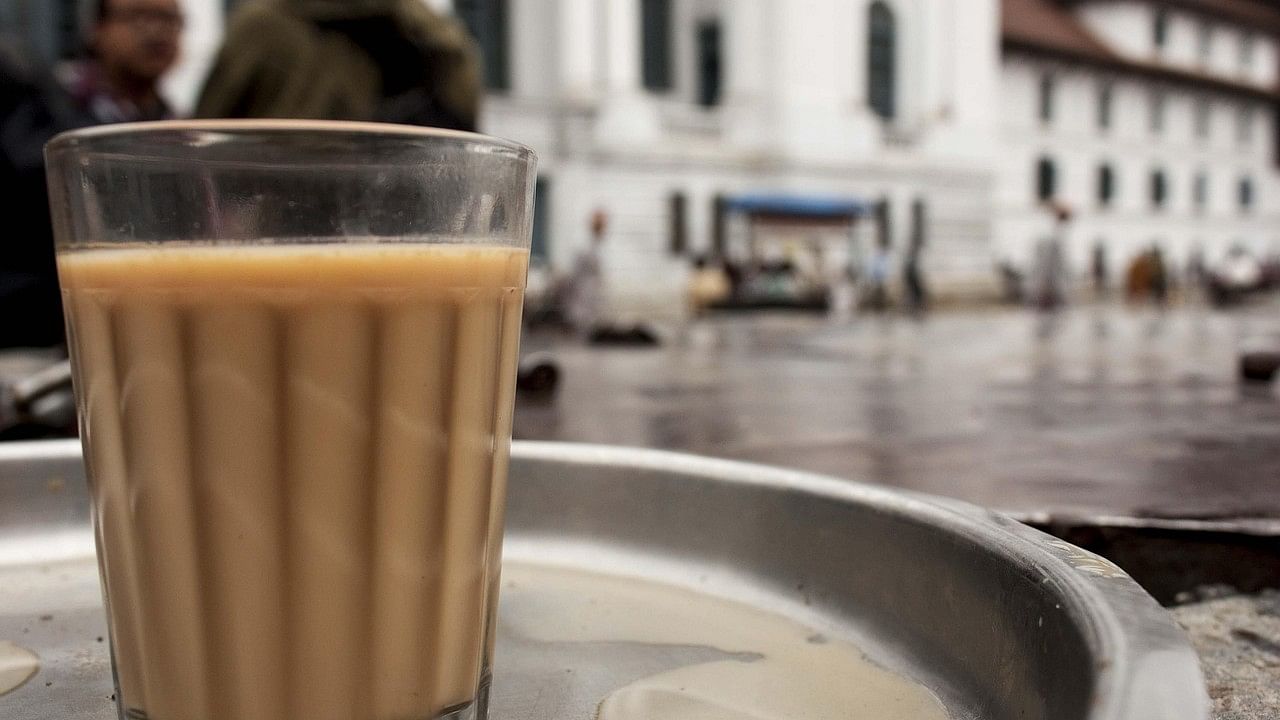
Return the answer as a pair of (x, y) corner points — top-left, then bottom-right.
(514, 301), (1280, 521)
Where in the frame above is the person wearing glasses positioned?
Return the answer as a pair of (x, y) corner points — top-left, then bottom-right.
(58, 0), (184, 123)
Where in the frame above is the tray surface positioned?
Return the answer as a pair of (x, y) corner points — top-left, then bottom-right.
(0, 440), (1209, 720)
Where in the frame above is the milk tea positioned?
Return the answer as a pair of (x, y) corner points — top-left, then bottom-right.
(59, 243), (527, 720)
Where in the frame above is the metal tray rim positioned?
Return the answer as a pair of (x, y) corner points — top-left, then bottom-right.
(511, 441), (1210, 720)
(0, 439), (1210, 720)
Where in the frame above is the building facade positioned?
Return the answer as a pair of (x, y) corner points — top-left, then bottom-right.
(5, 0), (1278, 311)
(467, 0), (1003, 316)
(998, 0), (1280, 290)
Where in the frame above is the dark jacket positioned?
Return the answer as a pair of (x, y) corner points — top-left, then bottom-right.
(0, 43), (89, 348)
(196, 0), (481, 130)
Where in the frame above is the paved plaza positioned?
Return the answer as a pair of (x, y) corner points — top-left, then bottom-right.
(515, 301), (1280, 522)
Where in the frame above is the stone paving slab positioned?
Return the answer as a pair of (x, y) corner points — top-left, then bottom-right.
(1171, 589), (1280, 719)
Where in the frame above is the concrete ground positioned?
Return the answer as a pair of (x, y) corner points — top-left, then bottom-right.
(1172, 587), (1280, 720)
(515, 299), (1280, 522)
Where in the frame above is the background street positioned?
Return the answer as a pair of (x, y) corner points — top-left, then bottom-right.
(516, 302), (1280, 522)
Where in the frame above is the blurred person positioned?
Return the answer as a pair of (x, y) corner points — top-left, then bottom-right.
(0, 0), (181, 348)
(687, 255), (730, 317)
(565, 210), (608, 334)
(722, 258), (744, 303)
(902, 243), (927, 314)
(0, 44), (79, 348)
(1031, 203), (1070, 311)
(1031, 236), (1065, 310)
(1186, 248), (1206, 293)
(1149, 246), (1169, 307)
(60, 0), (183, 123)
(1126, 251), (1152, 303)
(1208, 245), (1263, 306)
(828, 264), (857, 322)
(865, 245), (890, 311)
(1091, 244), (1108, 300)
(996, 257), (1024, 305)
(197, 0), (480, 130)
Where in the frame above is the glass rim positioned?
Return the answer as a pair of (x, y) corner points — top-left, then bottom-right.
(46, 118), (535, 161)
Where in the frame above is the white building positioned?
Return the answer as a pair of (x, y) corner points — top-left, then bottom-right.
(7, 0), (1278, 310)
(998, 0), (1280, 289)
(469, 0), (1004, 315)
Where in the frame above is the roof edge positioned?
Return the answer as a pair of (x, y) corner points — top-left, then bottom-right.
(1003, 37), (1280, 100)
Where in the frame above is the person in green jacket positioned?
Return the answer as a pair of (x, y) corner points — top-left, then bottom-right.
(196, 0), (481, 131)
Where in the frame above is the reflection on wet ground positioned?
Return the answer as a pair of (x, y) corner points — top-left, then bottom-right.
(514, 302), (1280, 519)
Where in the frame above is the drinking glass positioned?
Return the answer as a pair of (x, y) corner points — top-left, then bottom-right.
(45, 120), (535, 720)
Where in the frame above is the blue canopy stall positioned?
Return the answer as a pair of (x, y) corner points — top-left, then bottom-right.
(712, 192), (880, 310)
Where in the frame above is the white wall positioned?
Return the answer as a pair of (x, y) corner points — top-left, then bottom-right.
(1078, 2), (1149, 59)
(1245, 32), (1278, 88)
(767, 0), (875, 159)
(160, 0), (223, 114)
(928, 0), (999, 157)
(509, 0), (559, 100)
(998, 54), (1279, 279)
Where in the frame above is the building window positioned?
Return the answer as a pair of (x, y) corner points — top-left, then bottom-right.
(1197, 21), (1212, 64)
(1153, 9), (1169, 51)
(697, 20), (723, 107)
(1097, 164), (1115, 207)
(668, 191), (688, 255)
(456, 0), (510, 91)
(1150, 169), (1168, 209)
(1097, 82), (1112, 131)
(1194, 98), (1211, 139)
(1237, 106), (1255, 145)
(1193, 172), (1208, 213)
(1241, 33), (1255, 71)
(531, 176), (550, 262)
(1038, 74), (1054, 123)
(868, 1), (897, 120)
(1149, 90), (1165, 134)
(1239, 176), (1254, 212)
(642, 0), (673, 91)
(1036, 157), (1057, 201)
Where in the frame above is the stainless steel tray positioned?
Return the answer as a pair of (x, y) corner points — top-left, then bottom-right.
(0, 440), (1208, 720)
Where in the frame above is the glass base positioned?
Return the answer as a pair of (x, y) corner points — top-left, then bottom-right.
(440, 677), (490, 720)
(434, 700), (481, 720)
(119, 674), (490, 720)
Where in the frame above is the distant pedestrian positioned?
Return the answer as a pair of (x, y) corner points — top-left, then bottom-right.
(566, 210), (608, 334)
(1149, 247), (1169, 307)
(1186, 248), (1207, 293)
(687, 256), (730, 317)
(902, 247), (927, 313)
(1091, 244), (1108, 300)
(1033, 203), (1071, 310)
(865, 246), (891, 311)
(1031, 236), (1066, 310)
(828, 264), (857, 321)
